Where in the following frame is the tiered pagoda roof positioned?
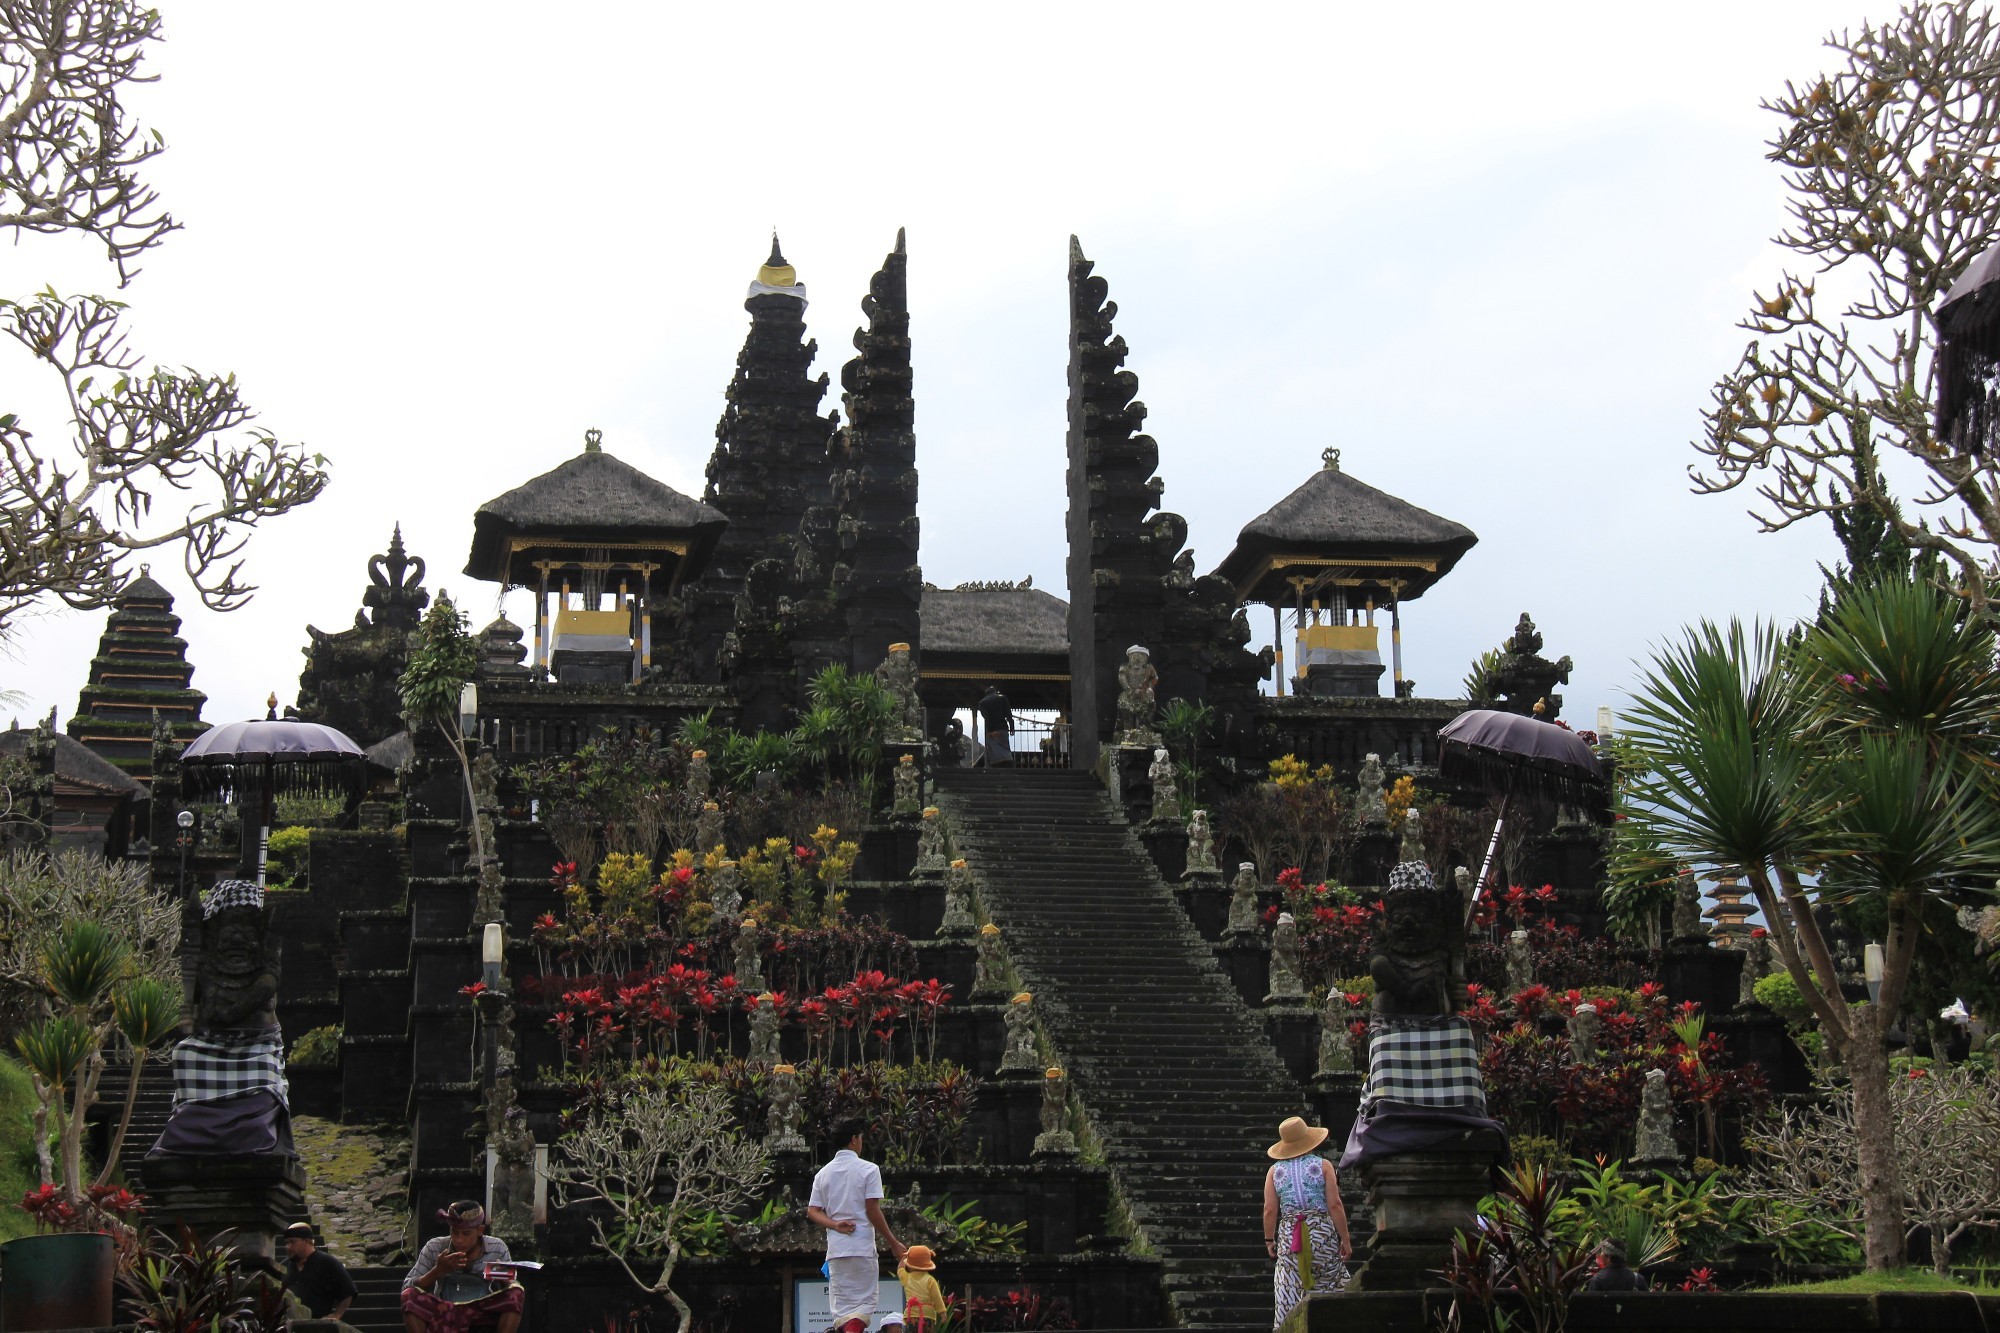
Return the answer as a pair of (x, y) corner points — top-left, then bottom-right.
(67, 570), (209, 783)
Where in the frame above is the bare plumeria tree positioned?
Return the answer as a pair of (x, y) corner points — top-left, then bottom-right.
(1742, 1065), (2000, 1276)
(1, 0), (327, 633)
(1692, 1), (2000, 609)
(549, 1082), (773, 1333)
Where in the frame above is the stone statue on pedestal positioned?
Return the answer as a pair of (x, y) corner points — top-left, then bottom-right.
(1633, 1068), (1679, 1166)
(696, 801), (724, 856)
(892, 754), (921, 817)
(1226, 863), (1261, 939)
(1568, 1003), (1601, 1064)
(999, 992), (1040, 1074)
(1672, 876), (1707, 944)
(486, 1055), (536, 1240)
(874, 643), (923, 742)
(712, 861), (743, 925)
(1149, 748), (1182, 824)
(1505, 929), (1534, 996)
(1317, 988), (1355, 1075)
(914, 807), (948, 877)
(1184, 809), (1218, 875)
(939, 859), (977, 936)
(973, 923), (1008, 998)
(1398, 808), (1425, 863)
(732, 919), (764, 991)
(766, 1064), (807, 1155)
(748, 993), (781, 1064)
(1033, 1067), (1079, 1157)
(687, 749), (711, 803)
(1356, 754), (1388, 826)
(1266, 912), (1306, 1004)
(154, 878), (292, 1156)
(1115, 646), (1160, 744)
(1371, 862), (1462, 1018)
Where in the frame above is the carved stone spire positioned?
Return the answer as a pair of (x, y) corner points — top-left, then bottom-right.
(294, 527), (432, 745)
(830, 229), (921, 673)
(1065, 238), (1179, 767)
(683, 237), (839, 681)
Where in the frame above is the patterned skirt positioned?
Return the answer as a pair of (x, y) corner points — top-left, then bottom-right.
(401, 1282), (526, 1332)
(1272, 1209), (1349, 1329)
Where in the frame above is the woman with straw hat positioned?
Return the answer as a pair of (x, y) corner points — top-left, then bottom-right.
(1263, 1116), (1352, 1325)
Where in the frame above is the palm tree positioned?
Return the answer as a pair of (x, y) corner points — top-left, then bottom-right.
(1618, 576), (2000, 1269)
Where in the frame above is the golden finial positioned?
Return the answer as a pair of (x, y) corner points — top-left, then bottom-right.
(757, 232), (797, 287)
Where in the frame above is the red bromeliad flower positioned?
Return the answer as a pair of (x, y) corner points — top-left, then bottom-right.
(458, 981), (489, 997)
(1276, 867), (1305, 893)
(795, 845), (817, 864)
(550, 861), (579, 887)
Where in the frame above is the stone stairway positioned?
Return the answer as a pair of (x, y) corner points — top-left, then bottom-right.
(932, 767), (1309, 1331)
(98, 1055), (176, 1188)
(343, 1266), (408, 1331)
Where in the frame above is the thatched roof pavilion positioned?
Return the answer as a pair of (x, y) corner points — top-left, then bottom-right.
(1215, 448), (1477, 607)
(465, 431), (729, 682)
(919, 581), (1069, 707)
(1214, 449), (1476, 698)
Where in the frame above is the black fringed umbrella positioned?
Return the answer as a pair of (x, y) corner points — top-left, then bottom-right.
(1437, 708), (1607, 922)
(180, 716), (366, 886)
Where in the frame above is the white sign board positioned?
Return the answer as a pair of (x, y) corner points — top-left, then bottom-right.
(792, 1277), (905, 1333)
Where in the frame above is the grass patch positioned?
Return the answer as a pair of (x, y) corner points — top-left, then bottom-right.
(1764, 1270), (2000, 1294)
(0, 1056), (46, 1242)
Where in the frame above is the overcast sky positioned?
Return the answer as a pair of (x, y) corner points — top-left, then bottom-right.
(7, 1), (1889, 733)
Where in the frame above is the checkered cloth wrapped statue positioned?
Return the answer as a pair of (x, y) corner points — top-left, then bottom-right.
(149, 877), (295, 1158)
(1339, 858), (1507, 1168)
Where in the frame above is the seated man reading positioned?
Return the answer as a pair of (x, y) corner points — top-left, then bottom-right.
(402, 1201), (525, 1333)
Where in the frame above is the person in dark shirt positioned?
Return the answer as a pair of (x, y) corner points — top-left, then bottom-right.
(280, 1222), (357, 1321)
(977, 686), (1014, 767)
(1585, 1239), (1647, 1292)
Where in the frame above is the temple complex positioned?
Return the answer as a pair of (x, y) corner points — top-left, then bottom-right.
(26, 233), (1760, 1333)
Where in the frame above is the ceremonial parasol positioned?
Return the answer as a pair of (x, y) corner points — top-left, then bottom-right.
(1437, 708), (1607, 923)
(178, 706), (366, 887)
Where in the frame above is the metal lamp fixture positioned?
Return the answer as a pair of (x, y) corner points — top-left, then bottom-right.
(482, 922), (505, 990)
(176, 809), (196, 831)
(1864, 942), (1885, 1003)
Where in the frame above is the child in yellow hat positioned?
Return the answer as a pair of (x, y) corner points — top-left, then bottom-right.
(897, 1244), (944, 1332)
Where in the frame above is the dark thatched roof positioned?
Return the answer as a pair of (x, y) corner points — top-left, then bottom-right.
(921, 585), (1068, 657)
(0, 730), (144, 795)
(1215, 461), (1477, 603)
(116, 572), (175, 606)
(465, 444), (728, 585)
(363, 730), (413, 774)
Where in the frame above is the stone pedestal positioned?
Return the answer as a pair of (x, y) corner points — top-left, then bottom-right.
(1138, 824), (1187, 882)
(141, 1153), (307, 1261)
(1176, 869), (1229, 940)
(1213, 938), (1268, 1011)
(1264, 1005), (1317, 1084)
(1310, 1072), (1367, 1148)
(995, 1074), (1046, 1164)
(1105, 744), (1152, 825)
(1349, 825), (1397, 890)
(1662, 945), (1745, 1016)
(1349, 1148), (1502, 1291)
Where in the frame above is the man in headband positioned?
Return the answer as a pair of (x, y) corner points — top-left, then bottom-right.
(401, 1200), (524, 1332)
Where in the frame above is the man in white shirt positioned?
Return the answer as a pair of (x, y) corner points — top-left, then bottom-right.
(807, 1118), (907, 1333)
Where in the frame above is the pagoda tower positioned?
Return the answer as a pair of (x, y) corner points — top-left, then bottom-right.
(68, 569), (208, 784)
(682, 235), (839, 681)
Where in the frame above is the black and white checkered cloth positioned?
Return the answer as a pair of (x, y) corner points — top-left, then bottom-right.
(171, 1027), (288, 1109)
(1363, 1015), (1486, 1112)
(202, 878), (264, 918)
(1387, 861), (1435, 893)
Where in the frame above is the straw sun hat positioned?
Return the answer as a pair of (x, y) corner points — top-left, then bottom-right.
(902, 1244), (937, 1271)
(1266, 1116), (1331, 1160)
